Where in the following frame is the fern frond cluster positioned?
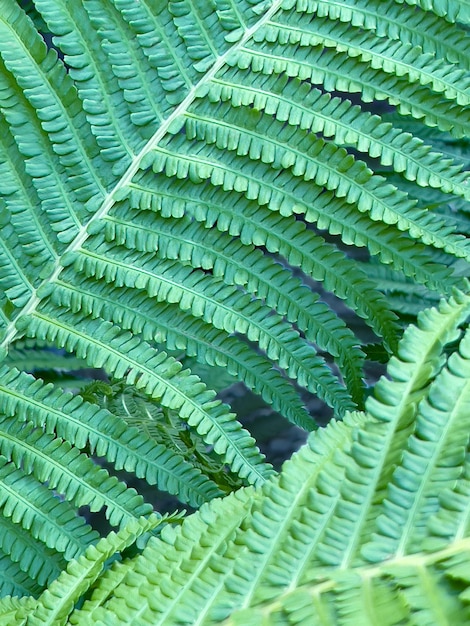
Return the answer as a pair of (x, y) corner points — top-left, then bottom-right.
(5, 293), (470, 624)
(0, 0), (468, 622)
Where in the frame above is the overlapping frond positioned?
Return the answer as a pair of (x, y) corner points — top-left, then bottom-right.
(101, 208), (366, 404)
(65, 490), (255, 626)
(0, 455), (99, 561)
(0, 515), (65, 588)
(0, 0), (466, 440)
(0, 0), (468, 618)
(0, 555), (43, 598)
(9, 293), (470, 624)
(58, 245), (355, 415)
(0, 415), (154, 527)
(0, 364), (231, 505)
(51, 279), (314, 429)
(24, 514), (164, 626)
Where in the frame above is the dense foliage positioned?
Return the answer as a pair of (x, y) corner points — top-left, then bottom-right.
(0, 0), (468, 623)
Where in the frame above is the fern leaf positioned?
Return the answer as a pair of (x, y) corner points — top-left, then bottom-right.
(303, 0), (470, 68)
(0, 365), (226, 506)
(4, 345), (88, 373)
(0, 415), (154, 527)
(232, 31), (470, 136)
(154, 105), (470, 260)
(0, 554), (43, 599)
(12, 313), (274, 486)
(103, 209), (366, 405)
(362, 322), (470, 560)
(1, 293), (468, 623)
(61, 294), (470, 624)
(224, 541), (470, 625)
(0, 514), (65, 588)
(69, 489), (255, 626)
(206, 412), (371, 622)
(61, 248), (355, 416)
(281, 15), (470, 106)
(25, 514), (163, 626)
(0, 0), (105, 224)
(0, 595), (37, 623)
(394, 0), (470, 25)
(425, 465), (470, 552)
(312, 291), (470, 569)
(0, 455), (99, 561)
(127, 181), (412, 348)
(205, 70), (470, 199)
(0, 2), (469, 616)
(0, 0), (466, 454)
(53, 279), (314, 429)
(133, 153), (458, 293)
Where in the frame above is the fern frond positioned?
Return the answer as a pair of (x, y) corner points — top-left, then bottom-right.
(0, 514), (66, 587)
(0, 415), (154, 527)
(206, 412), (371, 622)
(0, 455), (99, 561)
(127, 181), (418, 348)
(0, 365), (227, 506)
(358, 263), (441, 318)
(4, 345), (88, 373)
(301, 0), (470, 68)
(1, 292), (469, 623)
(425, 464), (470, 551)
(59, 293), (470, 625)
(224, 541), (470, 625)
(102, 208), (366, 405)
(0, 0), (466, 461)
(0, 1), (469, 618)
(362, 321), (470, 560)
(25, 514), (163, 626)
(232, 31), (470, 136)
(394, 0), (470, 24)
(205, 70), (470, 199)
(0, 0), (106, 226)
(53, 279), (314, 429)
(69, 489), (255, 626)
(13, 312), (274, 486)
(153, 106), (470, 261)
(275, 14), (470, 105)
(316, 291), (470, 569)
(0, 554), (43, 598)
(59, 247), (355, 416)
(133, 156), (458, 292)
(0, 595), (36, 623)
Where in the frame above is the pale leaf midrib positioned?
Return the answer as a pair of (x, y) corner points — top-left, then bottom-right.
(225, 536), (470, 623)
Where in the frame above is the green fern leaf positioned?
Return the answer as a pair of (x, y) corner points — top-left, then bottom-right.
(394, 0), (470, 24)
(0, 554), (43, 598)
(0, 455), (99, 561)
(304, 0), (470, 68)
(286, 16), (470, 105)
(0, 415), (155, 527)
(0, 365), (228, 506)
(58, 293), (470, 625)
(0, 595), (36, 624)
(26, 514), (163, 626)
(0, 0), (469, 616)
(103, 209), (366, 405)
(0, 514), (65, 587)
(0, 0), (466, 457)
(205, 70), (470, 200)
(362, 322), (470, 560)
